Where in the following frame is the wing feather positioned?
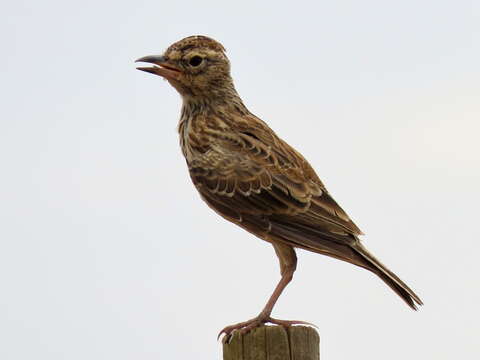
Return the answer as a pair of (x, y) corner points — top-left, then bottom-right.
(188, 114), (363, 248)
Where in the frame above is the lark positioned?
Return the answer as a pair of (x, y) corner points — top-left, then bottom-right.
(136, 35), (422, 338)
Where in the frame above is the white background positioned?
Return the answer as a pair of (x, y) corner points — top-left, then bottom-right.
(2, 1), (479, 359)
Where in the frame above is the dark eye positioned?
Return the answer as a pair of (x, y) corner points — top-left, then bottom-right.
(189, 56), (203, 67)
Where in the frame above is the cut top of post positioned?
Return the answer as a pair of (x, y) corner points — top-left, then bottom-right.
(223, 325), (319, 360)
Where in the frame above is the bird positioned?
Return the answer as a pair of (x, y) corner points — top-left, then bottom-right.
(136, 35), (422, 339)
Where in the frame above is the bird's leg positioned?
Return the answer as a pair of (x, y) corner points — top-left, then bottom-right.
(219, 244), (314, 342)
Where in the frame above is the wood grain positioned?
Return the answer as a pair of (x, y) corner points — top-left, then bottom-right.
(223, 325), (319, 360)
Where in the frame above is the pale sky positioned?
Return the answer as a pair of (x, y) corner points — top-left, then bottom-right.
(1, 1), (479, 359)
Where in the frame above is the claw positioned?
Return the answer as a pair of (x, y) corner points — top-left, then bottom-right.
(269, 317), (317, 329)
(217, 317), (261, 342)
(218, 315), (315, 343)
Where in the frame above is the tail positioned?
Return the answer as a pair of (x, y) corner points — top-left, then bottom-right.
(352, 241), (423, 310)
(266, 219), (423, 309)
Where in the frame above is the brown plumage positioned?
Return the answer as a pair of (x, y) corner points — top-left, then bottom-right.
(136, 35), (422, 338)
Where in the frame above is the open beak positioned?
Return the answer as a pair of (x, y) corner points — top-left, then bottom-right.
(135, 55), (181, 80)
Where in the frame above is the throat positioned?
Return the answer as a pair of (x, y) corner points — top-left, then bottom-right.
(181, 91), (249, 118)
(181, 79), (249, 114)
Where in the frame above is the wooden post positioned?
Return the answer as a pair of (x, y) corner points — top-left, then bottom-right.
(223, 325), (319, 360)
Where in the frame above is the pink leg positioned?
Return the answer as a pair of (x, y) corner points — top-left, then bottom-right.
(218, 244), (315, 342)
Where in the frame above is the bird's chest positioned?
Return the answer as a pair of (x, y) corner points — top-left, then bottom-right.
(178, 113), (212, 163)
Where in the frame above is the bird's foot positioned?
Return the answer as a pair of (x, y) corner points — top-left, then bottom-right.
(218, 315), (315, 343)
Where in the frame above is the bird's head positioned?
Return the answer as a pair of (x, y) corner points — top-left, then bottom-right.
(136, 35), (234, 100)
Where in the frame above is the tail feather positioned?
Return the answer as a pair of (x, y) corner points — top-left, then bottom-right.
(352, 241), (423, 310)
(267, 219), (423, 309)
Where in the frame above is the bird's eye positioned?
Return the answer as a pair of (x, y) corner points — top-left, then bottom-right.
(189, 56), (203, 67)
